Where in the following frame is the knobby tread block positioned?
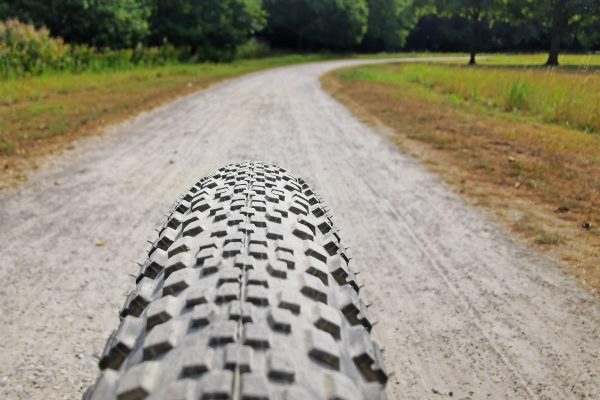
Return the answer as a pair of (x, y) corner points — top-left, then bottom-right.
(86, 161), (387, 400)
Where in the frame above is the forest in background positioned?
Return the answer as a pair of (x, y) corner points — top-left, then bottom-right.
(1, 0), (599, 78)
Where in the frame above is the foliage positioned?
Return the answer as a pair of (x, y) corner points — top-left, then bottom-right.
(0, 19), (68, 77)
(516, 0), (600, 65)
(150, 0), (267, 61)
(406, 14), (474, 51)
(408, 1), (600, 56)
(0, 0), (151, 48)
(0, 20), (185, 79)
(361, 0), (416, 51)
(263, 0), (369, 50)
(1, 0), (600, 66)
(235, 38), (273, 59)
(422, 0), (502, 64)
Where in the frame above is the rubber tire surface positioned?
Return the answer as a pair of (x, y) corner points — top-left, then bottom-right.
(86, 161), (388, 400)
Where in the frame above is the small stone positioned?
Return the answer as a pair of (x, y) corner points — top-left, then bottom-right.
(581, 221), (593, 230)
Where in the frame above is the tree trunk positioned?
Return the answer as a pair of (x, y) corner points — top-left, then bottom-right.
(546, 29), (561, 66)
(469, 51), (476, 65)
(546, 0), (567, 67)
(468, 8), (481, 65)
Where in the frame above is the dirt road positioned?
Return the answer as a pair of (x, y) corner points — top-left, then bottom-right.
(1, 58), (599, 399)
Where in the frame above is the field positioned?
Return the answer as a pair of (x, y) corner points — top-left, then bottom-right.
(388, 63), (600, 132)
(323, 54), (600, 294)
(479, 53), (600, 68)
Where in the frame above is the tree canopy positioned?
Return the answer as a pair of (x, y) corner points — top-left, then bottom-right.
(518, 0), (599, 65)
(1, 0), (151, 48)
(0, 0), (599, 64)
(149, 0), (266, 60)
(263, 0), (369, 50)
(361, 0), (416, 51)
(422, 0), (501, 64)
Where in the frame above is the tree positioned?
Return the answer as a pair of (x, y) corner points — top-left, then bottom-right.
(579, 12), (600, 51)
(405, 14), (476, 52)
(520, 0), (598, 66)
(312, 0), (369, 50)
(361, 0), (416, 52)
(263, 0), (314, 50)
(1, 0), (151, 48)
(264, 0), (369, 51)
(423, 0), (500, 64)
(150, 0), (266, 60)
(0, 1), (10, 19)
(87, 0), (151, 48)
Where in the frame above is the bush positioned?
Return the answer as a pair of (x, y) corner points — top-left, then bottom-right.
(0, 19), (68, 77)
(0, 19), (188, 79)
(149, 0), (267, 62)
(503, 80), (531, 112)
(235, 38), (272, 59)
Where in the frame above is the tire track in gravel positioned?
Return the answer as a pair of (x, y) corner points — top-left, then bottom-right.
(1, 58), (599, 400)
(367, 184), (538, 398)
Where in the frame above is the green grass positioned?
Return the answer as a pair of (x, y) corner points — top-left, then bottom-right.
(339, 54), (600, 133)
(0, 55), (335, 157)
(0, 54), (332, 106)
(352, 52), (465, 60)
(480, 53), (600, 69)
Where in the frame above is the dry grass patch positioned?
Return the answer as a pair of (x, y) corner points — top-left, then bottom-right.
(323, 63), (600, 295)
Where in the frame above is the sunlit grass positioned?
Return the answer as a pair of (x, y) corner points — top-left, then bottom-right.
(0, 52), (456, 158)
(481, 53), (600, 69)
(343, 60), (600, 133)
(0, 55), (332, 156)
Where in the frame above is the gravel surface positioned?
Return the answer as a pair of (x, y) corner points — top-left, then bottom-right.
(1, 58), (599, 399)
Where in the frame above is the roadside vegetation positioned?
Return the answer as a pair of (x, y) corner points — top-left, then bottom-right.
(0, 53), (334, 188)
(0, 20), (188, 79)
(379, 63), (600, 132)
(323, 55), (600, 294)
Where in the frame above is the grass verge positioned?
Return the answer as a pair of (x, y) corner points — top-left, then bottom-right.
(0, 54), (332, 189)
(0, 52), (454, 190)
(323, 57), (600, 295)
(384, 63), (600, 132)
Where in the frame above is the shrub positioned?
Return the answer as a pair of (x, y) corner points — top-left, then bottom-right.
(503, 80), (531, 112)
(235, 38), (272, 59)
(0, 19), (68, 77)
(0, 19), (188, 79)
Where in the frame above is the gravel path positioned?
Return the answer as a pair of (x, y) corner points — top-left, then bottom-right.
(1, 58), (599, 399)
